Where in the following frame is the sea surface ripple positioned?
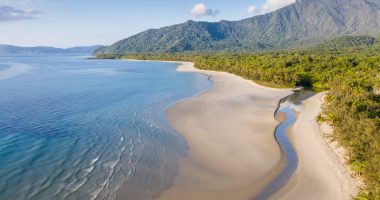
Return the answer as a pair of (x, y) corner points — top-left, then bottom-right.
(0, 55), (212, 200)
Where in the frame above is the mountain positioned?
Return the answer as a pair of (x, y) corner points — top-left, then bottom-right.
(64, 46), (104, 54)
(0, 45), (103, 55)
(95, 0), (380, 54)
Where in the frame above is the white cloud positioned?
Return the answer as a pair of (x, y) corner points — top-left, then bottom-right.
(259, 0), (296, 14)
(0, 0), (34, 8)
(190, 3), (220, 18)
(0, 6), (40, 21)
(0, 0), (40, 22)
(247, 5), (256, 16)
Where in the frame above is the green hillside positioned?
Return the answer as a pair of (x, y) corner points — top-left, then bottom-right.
(95, 0), (380, 54)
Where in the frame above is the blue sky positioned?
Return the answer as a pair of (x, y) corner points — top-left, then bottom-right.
(0, 0), (295, 47)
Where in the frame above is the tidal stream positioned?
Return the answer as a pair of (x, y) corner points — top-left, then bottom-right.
(254, 89), (315, 200)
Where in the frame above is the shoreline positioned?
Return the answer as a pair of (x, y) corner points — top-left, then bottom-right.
(124, 59), (359, 199)
(159, 62), (293, 199)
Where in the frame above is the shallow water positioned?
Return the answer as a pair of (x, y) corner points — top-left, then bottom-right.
(0, 55), (212, 200)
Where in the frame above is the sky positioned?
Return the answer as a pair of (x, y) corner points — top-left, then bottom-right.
(0, 0), (296, 48)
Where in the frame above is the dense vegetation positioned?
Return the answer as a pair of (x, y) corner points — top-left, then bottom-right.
(314, 35), (377, 51)
(97, 43), (380, 199)
(95, 0), (380, 54)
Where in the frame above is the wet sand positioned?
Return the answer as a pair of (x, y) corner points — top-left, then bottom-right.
(159, 62), (292, 200)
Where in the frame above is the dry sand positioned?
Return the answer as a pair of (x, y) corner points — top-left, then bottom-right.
(159, 62), (292, 200)
(269, 93), (359, 200)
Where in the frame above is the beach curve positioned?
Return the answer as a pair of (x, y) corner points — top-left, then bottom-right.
(269, 93), (359, 200)
(159, 62), (292, 200)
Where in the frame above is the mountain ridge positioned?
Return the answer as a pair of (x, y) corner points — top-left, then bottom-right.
(95, 0), (380, 54)
(0, 45), (103, 55)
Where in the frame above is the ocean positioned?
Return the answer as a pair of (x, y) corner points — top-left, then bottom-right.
(0, 55), (212, 200)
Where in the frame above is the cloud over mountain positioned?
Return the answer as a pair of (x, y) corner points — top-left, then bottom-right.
(260, 0), (296, 14)
(190, 3), (220, 18)
(247, 5), (256, 16)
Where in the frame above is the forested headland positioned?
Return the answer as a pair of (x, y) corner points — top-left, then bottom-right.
(96, 36), (380, 199)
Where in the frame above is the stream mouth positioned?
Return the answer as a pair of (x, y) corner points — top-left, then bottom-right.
(253, 89), (315, 200)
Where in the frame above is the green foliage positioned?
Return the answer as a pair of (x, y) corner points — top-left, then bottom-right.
(316, 114), (326, 123)
(97, 46), (380, 199)
(314, 35), (376, 51)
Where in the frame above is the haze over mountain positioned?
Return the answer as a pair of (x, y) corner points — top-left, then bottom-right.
(0, 45), (103, 55)
(95, 0), (380, 54)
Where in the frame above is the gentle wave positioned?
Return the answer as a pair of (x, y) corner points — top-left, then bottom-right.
(0, 56), (212, 200)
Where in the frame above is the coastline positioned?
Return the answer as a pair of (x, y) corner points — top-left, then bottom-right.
(124, 59), (359, 199)
(159, 62), (293, 199)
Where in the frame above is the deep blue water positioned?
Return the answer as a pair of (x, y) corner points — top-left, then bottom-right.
(0, 55), (212, 200)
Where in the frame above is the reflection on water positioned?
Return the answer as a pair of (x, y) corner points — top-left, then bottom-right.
(254, 89), (315, 200)
(0, 55), (212, 200)
(0, 62), (33, 80)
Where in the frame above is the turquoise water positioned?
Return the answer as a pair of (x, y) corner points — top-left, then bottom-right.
(0, 55), (212, 200)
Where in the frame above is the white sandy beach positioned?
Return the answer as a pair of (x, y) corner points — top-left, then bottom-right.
(159, 62), (292, 200)
(156, 62), (359, 200)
